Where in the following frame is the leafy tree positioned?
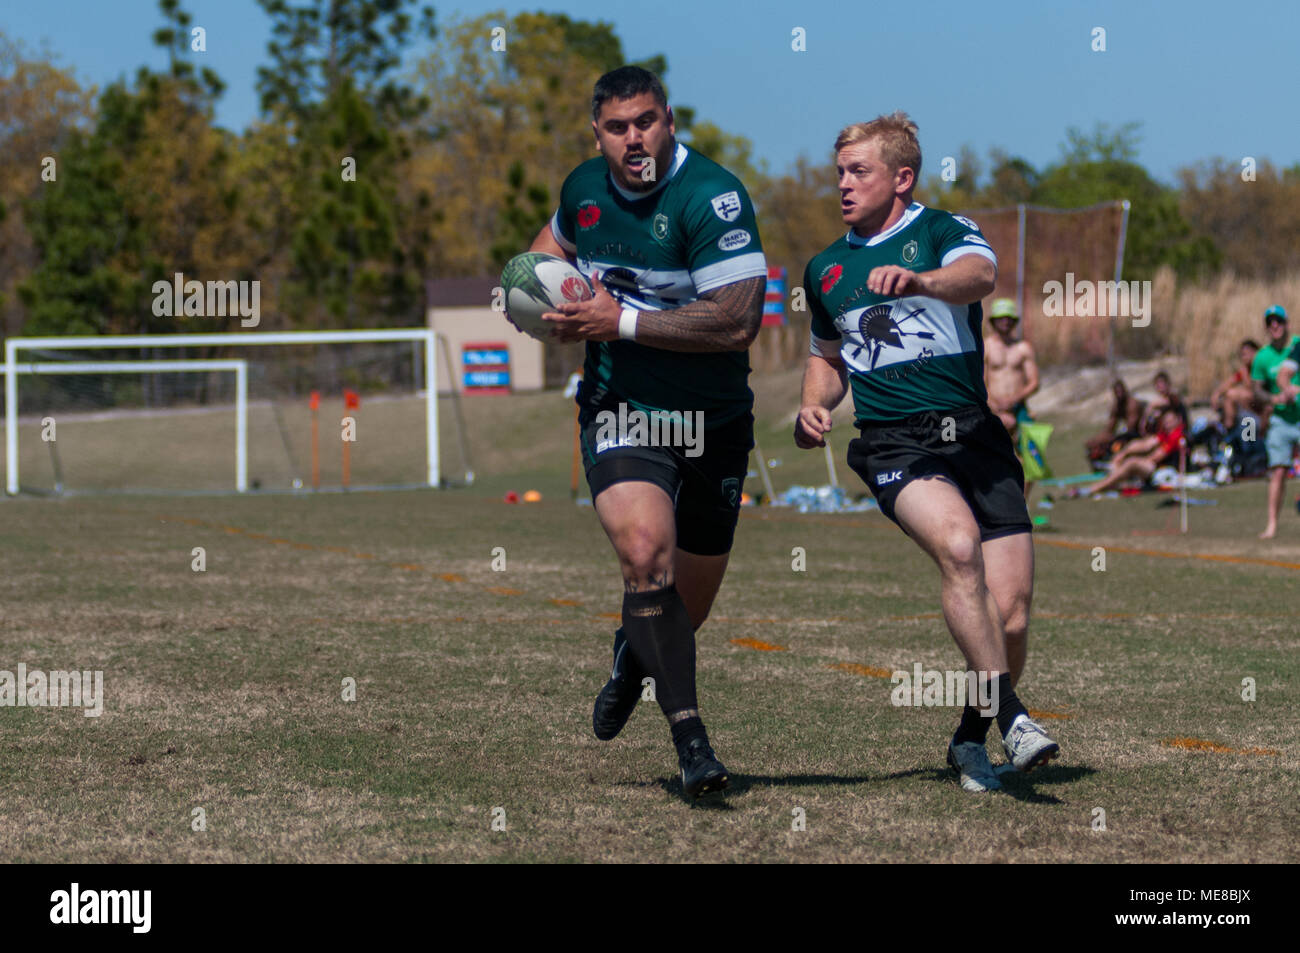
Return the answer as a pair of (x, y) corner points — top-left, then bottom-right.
(19, 83), (150, 337)
(917, 145), (982, 210)
(982, 150), (1039, 206)
(921, 123), (1219, 281)
(1178, 158), (1300, 279)
(256, 0), (436, 325)
(20, 1), (254, 338)
(257, 0), (435, 121)
(1031, 123), (1219, 280)
(0, 32), (92, 338)
(412, 11), (684, 275)
(751, 156), (841, 286)
(685, 120), (763, 185)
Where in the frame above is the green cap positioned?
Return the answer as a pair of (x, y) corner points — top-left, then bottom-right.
(1264, 304), (1287, 323)
(990, 298), (1019, 320)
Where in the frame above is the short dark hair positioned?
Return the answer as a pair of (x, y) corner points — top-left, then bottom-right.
(592, 66), (668, 122)
(1154, 371), (1170, 383)
(1241, 338), (1260, 350)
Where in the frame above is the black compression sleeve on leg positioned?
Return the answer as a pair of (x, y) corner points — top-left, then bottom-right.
(621, 585), (697, 719)
(610, 627), (644, 684)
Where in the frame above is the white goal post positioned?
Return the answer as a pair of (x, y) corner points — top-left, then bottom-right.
(4, 329), (439, 495)
(2, 359), (248, 492)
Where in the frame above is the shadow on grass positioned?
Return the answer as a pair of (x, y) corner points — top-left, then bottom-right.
(871, 766), (1075, 803)
(632, 772), (881, 808)
(630, 763), (1096, 806)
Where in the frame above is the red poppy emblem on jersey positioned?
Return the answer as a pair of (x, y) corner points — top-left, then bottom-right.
(820, 263), (843, 294)
(560, 275), (592, 302)
(577, 204), (601, 229)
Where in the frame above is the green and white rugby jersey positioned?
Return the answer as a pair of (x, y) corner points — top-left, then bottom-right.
(552, 143), (767, 426)
(804, 203), (998, 424)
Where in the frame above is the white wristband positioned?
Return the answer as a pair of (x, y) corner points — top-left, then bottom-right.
(618, 306), (639, 341)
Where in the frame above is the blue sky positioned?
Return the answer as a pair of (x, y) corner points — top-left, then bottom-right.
(5, 0), (1298, 185)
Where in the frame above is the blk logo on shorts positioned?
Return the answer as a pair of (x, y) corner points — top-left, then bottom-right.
(877, 469), (903, 486)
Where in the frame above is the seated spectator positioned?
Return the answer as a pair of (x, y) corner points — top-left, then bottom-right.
(1211, 339), (1262, 431)
(1076, 409), (1185, 497)
(1086, 379), (1146, 463)
(1141, 372), (1181, 435)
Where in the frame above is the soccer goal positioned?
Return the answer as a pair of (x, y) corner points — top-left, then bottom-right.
(3, 330), (458, 495)
(2, 358), (248, 494)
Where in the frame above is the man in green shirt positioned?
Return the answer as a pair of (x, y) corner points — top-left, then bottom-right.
(523, 66), (767, 798)
(795, 112), (1059, 793)
(1253, 305), (1300, 538)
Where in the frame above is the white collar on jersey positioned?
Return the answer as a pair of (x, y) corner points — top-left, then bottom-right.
(608, 142), (689, 201)
(845, 201), (925, 247)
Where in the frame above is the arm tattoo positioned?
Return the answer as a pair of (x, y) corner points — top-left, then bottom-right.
(631, 276), (765, 353)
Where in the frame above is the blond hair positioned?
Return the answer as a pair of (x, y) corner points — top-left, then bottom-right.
(834, 111), (921, 181)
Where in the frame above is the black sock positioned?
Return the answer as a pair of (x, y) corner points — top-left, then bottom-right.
(621, 585), (697, 719)
(952, 703), (993, 746)
(609, 627), (644, 685)
(994, 673), (1029, 736)
(670, 716), (708, 753)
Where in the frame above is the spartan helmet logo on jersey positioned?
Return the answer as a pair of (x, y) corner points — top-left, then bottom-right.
(601, 266), (642, 302)
(599, 265), (683, 309)
(849, 302), (936, 370)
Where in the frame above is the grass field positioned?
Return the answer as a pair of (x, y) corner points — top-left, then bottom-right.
(2, 378), (1298, 863)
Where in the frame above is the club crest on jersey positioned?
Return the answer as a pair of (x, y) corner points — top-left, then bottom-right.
(577, 201), (601, 229)
(652, 212), (670, 241)
(710, 191), (742, 222)
(820, 263), (843, 294)
(847, 302), (935, 371)
(902, 240), (918, 264)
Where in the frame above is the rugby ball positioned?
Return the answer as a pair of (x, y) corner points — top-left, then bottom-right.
(500, 252), (594, 340)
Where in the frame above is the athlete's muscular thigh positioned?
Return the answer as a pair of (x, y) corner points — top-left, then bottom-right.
(893, 476), (982, 571)
(594, 480), (676, 590)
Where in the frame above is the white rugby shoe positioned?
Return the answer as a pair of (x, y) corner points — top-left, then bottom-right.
(1001, 714), (1060, 772)
(947, 741), (1002, 792)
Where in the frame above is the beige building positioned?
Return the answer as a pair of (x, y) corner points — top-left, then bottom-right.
(426, 277), (583, 394)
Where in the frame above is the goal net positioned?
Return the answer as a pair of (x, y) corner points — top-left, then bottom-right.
(3, 330), (468, 495)
(958, 200), (1130, 366)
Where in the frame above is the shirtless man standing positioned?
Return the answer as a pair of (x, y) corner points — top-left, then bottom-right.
(984, 299), (1040, 495)
(985, 298), (1039, 436)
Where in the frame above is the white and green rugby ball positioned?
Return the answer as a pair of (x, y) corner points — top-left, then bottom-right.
(500, 252), (594, 340)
